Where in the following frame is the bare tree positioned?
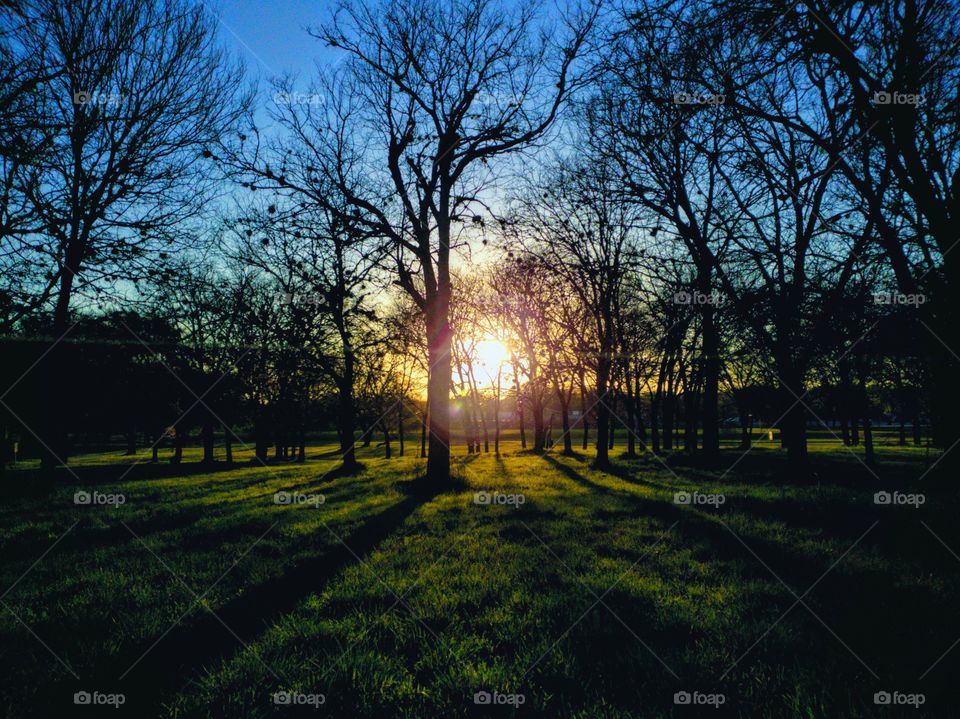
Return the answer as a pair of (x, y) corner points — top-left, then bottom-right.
(504, 152), (639, 468)
(312, 0), (597, 483)
(15, 0), (248, 466)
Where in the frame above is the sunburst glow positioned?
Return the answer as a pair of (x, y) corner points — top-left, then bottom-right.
(474, 338), (509, 370)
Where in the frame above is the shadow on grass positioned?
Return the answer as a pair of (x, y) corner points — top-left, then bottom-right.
(537, 452), (960, 698)
(40, 478), (445, 715)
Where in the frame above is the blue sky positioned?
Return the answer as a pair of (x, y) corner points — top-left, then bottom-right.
(214, 1), (340, 84)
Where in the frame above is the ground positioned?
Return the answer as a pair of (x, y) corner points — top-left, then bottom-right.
(0, 433), (953, 717)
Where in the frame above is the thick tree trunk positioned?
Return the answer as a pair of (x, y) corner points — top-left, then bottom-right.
(662, 391), (674, 450)
(42, 249), (80, 470)
(778, 369), (809, 469)
(425, 305), (451, 482)
(337, 351), (360, 471)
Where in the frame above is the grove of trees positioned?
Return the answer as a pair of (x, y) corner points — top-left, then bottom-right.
(1, 0), (955, 482)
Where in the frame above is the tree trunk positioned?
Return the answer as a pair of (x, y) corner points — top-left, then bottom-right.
(738, 405), (751, 449)
(337, 352), (360, 471)
(518, 397), (527, 448)
(700, 297), (720, 457)
(398, 403), (405, 457)
(778, 369), (809, 469)
(580, 377), (589, 450)
(420, 403), (428, 458)
(594, 352), (612, 469)
(42, 245), (80, 469)
(651, 382), (662, 454)
(425, 302), (451, 482)
(560, 398), (573, 455)
(224, 423), (233, 463)
(494, 369), (502, 457)
(171, 426), (183, 465)
(532, 393), (545, 452)
(202, 416), (214, 464)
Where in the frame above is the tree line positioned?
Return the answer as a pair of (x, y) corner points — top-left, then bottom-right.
(0, 0), (955, 481)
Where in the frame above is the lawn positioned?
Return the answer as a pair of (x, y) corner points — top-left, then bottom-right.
(0, 437), (953, 717)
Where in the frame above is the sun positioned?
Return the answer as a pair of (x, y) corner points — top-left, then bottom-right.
(474, 337), (509, 371)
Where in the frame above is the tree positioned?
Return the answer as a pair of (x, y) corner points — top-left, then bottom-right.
(312, 0), (597, 483)
(713, 0), (960, 463)
(13, 0), (248, 466)
(504, 153), (639, 468)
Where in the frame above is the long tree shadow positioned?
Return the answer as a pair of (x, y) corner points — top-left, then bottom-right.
(0, 469), (322, 557)
(41, 480), (444, 716)
(537, 453), (960, 703)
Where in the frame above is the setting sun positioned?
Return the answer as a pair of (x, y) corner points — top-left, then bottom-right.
(474, 338), (509, 371)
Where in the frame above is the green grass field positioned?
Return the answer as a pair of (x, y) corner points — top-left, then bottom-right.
(0, 435), (953, 717)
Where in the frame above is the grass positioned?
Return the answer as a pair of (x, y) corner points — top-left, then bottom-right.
(0, 435), (953, 717)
